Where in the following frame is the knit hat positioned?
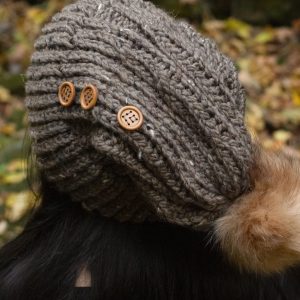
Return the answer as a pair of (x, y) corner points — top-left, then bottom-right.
(25, 0), (300, 275)
(25, 0), (253, 230)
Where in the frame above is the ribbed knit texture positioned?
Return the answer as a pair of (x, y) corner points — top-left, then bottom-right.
(25, 0), (253, 229)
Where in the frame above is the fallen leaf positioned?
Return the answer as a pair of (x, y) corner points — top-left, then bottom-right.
(1, 172), (26, 184)
(245, 101), (265, 133)
(0, 159), (26, 184)
(225, 18), (252, 39)
(6, 159), (25, 172)
(0, 86), (11, 103)
(273, 130), (292, 143)
(0, 123), (16, 135)
(254, 30), (275, 44)
(292, 90), (300, 106)
(282, 108), (300, 125)
(4, 191), (33, 222)
(26, 7), (48, 25)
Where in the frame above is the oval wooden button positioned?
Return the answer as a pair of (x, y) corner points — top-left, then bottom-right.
(117, 105), (144, 131)
(80, 84), (98, 110)
(58, 82), (75, 107)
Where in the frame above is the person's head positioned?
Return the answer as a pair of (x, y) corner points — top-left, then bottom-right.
(1, 0), (300, 299)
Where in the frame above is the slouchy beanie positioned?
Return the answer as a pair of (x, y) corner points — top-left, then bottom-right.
(25, 0), (253, 228)
(26, 0), (300, 275)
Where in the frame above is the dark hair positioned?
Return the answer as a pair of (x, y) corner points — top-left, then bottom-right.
(0, 146), (300, 300)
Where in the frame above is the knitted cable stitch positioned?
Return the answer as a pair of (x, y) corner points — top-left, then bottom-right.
(25, 0), (253, 229)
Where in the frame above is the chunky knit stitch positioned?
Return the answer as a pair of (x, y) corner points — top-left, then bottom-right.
(25, 0), (253, 229)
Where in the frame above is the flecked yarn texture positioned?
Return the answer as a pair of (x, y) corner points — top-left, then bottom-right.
(25, 0), (253, 229)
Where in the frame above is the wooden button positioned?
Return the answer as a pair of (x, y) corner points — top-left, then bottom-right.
(58, 82), (75, 107)
(80, 84), (98, 110)
(117, 105), (144, 131)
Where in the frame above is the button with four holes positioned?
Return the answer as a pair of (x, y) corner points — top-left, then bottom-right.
(58, 82), (76, 107)
(80, 84), (98, 110)
(117, 105), (144, 131)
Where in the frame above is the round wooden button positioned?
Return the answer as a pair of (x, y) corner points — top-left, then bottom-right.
(117, 105), (144, 131)
(80, 84), (98, 110)
(58, 82), (75, 107)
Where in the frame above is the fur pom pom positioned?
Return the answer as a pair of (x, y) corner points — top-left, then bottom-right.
(214, 143), (300, 273)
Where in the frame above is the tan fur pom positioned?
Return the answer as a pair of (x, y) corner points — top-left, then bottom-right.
(214, 143), (300, 273)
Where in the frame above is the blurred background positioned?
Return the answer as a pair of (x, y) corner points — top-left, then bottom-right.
(0, 0), (300, 245)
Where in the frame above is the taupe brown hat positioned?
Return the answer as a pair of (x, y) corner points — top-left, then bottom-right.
(25, 0), (253, 229)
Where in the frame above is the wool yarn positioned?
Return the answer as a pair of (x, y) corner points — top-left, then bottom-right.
(25, 0), (253, 230)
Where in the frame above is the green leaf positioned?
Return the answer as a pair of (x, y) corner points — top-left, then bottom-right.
(225, 18), (252, 39)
